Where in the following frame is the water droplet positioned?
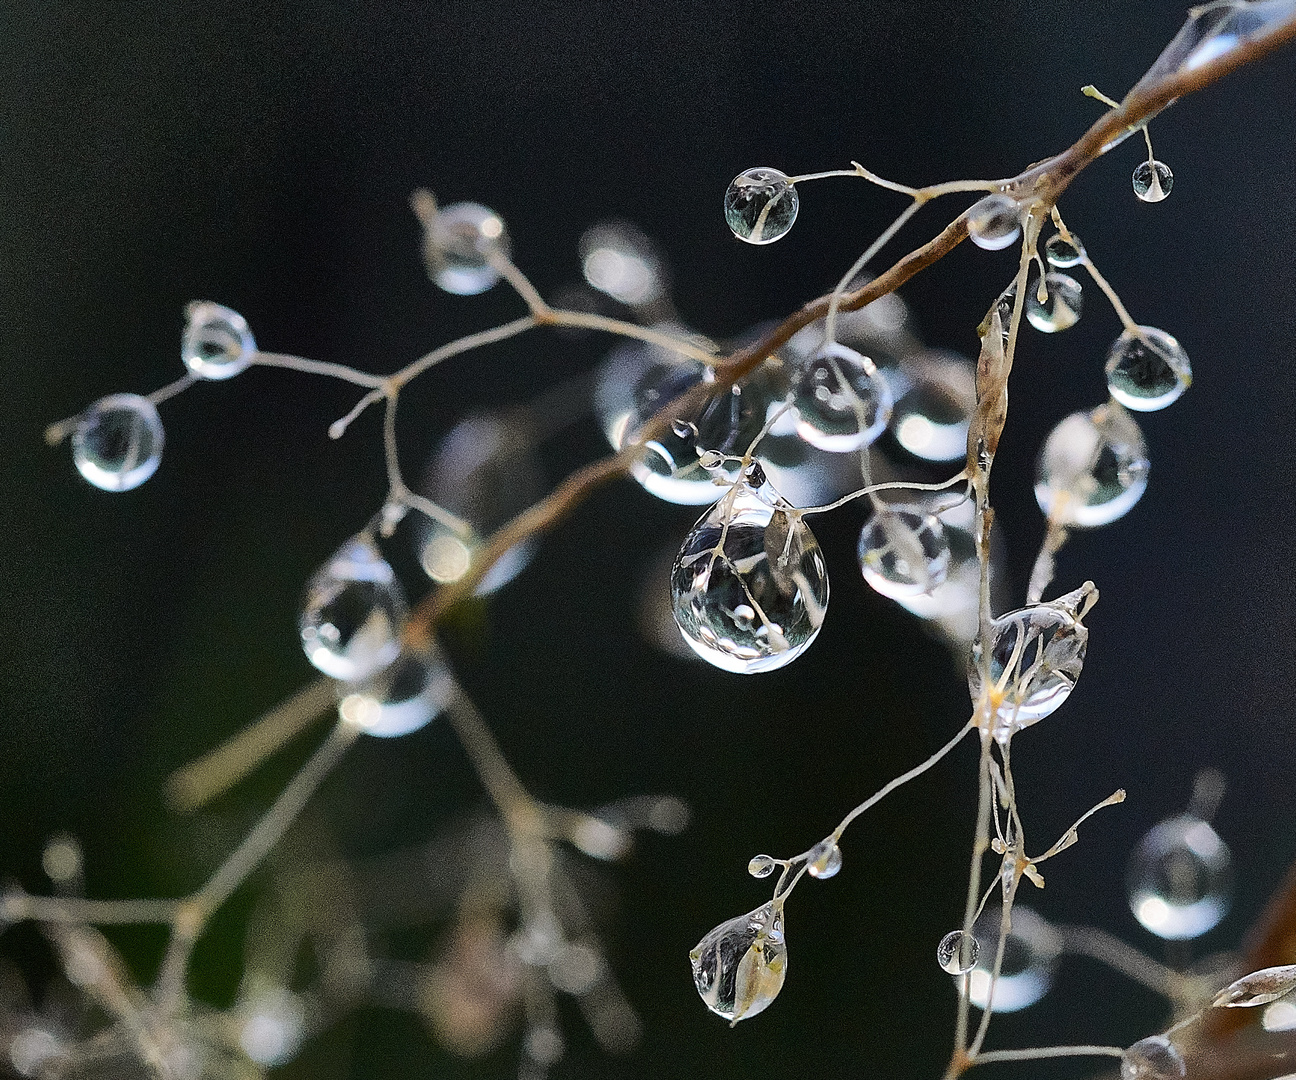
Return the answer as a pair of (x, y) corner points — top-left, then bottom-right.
(807, 841), (842, 879)
(1044, 232), (1085, 268)
(966, 194), (1022, 251)
(579, 220), (667, 307)
(1132, 160), (1174, 202)
(671, 487), (828, 674)
(724, 167), (798, 245)
(967, 583), (1093, 742)
(1105, 326), (1191, 411)
(1121, 1036), (1186, 1080)
(182, 301), (255, 380)
(71, 393), (165, 491)
(748, 855), (778, 879)
(1127, 814), (1233, 939)
(886, 349), (976, 463)
(1035, 403), (1149, 528)
(1263, 999), (1296, 1031)
(424, 201), (510, 295)
(238, 986), (306, 1068)
(858, 506), (951, 599)
(337, 644), (453, 738)
(1212, 964), (1296, 1008)
(1025, 273), (1083, 333)
(689, 903), (787, 1023)
(792, 342), (892, 452)
(1148, 0), (1296, 79)
(415, 412), (544, 593)
(968, 906), (1060, 1012)
(937, 930), (979, 975)
(300, 536), (407, 682)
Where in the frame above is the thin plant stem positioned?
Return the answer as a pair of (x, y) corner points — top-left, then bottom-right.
(971, 1044), (1124, 1065)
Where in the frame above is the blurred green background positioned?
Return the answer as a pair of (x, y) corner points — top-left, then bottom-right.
(2, 2), (1295, 1077)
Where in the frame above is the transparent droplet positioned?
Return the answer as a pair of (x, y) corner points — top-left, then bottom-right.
(807, 841), (842, 879)
(1035, 403), (1149, 528)
(415, 412), (544, 593)
(425, 201), (511, 295)
(238, 986), (306, 1068)
(1044, 232), (1085, 268)
(671, 486), (829, 674)
(181, 301), (255, 380)
(300, 536), (407, 682)
(792, 342), (892, 452)
(886, 349), (976, 463)
(748, 855), (778, 879)
(1127, 813), (1233, 939)
(689, 903), (787, 1023)
(594, 335), (723, 505)
(1212, 964), (1296, 1008)
(1121, 1036), (1186, 1080)
(1025, 273), (1083, 333)
(1145, 0), (1296, 80)
(967, 583), (1094, 743)
(937, 930), (979, 975)
(858, 506), (950, 599)
(1132, 159), (1174, 202)
(42, 834), (82, 886)
(966, 193), (1022, 251)
(71, 393), (164, 491)
(338, 643), (453, 738)
(579, 220), (666, 307)
(724, 167), (798, 245)
(1105, 326), (1192, 411)
(968, 906), (1060, 1012)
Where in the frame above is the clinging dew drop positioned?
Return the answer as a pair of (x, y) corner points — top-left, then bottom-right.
(806, 840), (842, 879)
(968, 906), (1060, 1012)
(1035, 403), (1150, 528)
(337, 644), (453, 738)
(1132, 159), (1174, 202)
(671, 485), (829, 673)
(936, 930), (979, 975)
(1105, 326), (1191, 411)
(71, 393), (165, 492)
(423, 201), (511, 295)
(1044, 232), (1085, 268)
(690, 903), (787, 1023)
(1121, 1036), (1186, 1080)
(966, 193), (1022, 251)
(1025, 273), (1083, 333)
(182, 301), (256, 380)
(724, 168), (799, 245)
(791, 342), (892, 452)
(1126, 813), (1233, 939)
(747, 855), (778, 879)
(858, 505), (950, 599)
(300, 536), (407, 682)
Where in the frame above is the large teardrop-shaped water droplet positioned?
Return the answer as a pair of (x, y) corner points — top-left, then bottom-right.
(300, 537), (407, 682)
(689, 903), (787, 1023)
(182, 301), (256, 380)
(1105, 326), (1191, 411)
(858, 505), (951, 599)
(791, 342), (892, 452)
(968, 905), (1060, 1012)
(1035, 403), (1149, 528)
(671, 486), (828, 673)
(337, 644), (453, 738)
(1126, 813), (1233, 939)
(967, 583), (1094, 742)
(71, 393), (165, 492)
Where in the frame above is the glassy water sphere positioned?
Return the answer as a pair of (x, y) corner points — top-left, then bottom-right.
(886, 349), (976, 463)
(337, 644), (453, 738)
(807, 840), (842, 879)
(937, 930), (979, 975)
(1044, 232), (1085, 268)
(1035, 403), (1149, 528)
(792, 342), (892, 452)
(1105, 326), (1191, 411)
(1121, 1036), (1186, 1080)
(1126, 813), (1233, 939)
(181, 301), (255, 380)
(1132, 159), (1174, 202)
(966, 193), (1022, 251)
(300, 536), (407, 682)
(1025, 273), (1083, 333)
(724, 167), (798, 245)
(689, 903), (787, 1023)
(968, 906), (1059, 1012)
(425, 201), (511, 295)
(578, 220), (666, 307)
(71, 393), (165, 492)
(671, 486), (828, 673)
(858, 505), (950, 599)
(967, 583), (1093, 742)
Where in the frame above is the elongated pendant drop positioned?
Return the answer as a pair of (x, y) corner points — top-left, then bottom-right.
(690, 903), (787, 1023)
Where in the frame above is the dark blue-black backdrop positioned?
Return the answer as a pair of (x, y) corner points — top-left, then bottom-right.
(2, 3), (1295, 1078)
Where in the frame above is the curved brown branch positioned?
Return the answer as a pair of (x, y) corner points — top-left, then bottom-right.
(405, 11), (1296, 641)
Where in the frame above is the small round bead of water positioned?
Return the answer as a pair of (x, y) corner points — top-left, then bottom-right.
(724, 168), (799, 245)
(1132, 159), (1174, 202)
(71, 393), (165, 492)
(966, 194), (1022, 251)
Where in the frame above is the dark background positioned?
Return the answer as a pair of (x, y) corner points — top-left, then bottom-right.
(2, 2), (1295, 1078)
